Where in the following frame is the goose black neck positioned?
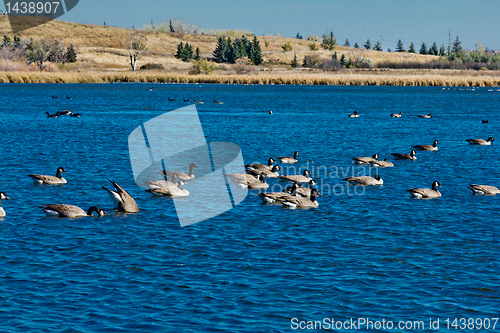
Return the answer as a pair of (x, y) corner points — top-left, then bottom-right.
(56, 169), (63, 178)
(87, 207), (99, 216)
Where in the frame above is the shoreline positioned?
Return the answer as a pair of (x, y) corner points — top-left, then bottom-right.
(0, 71), (499, 86)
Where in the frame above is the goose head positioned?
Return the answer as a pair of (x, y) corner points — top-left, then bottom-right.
(189, 163), (198, 171)
(310, 188), (321, 200)
(87, 206), (107, 217)
(56, 167), (66, 178)
(308, 180), (317, 188)
(0, 192), (10, 201)
(271, 165), (282, 172)
(302, 169), (311, 177)
(487, 137), (494, 143)
(375, 175), (382, 181)
(259, 172), (268, 182)
(433, 140), (439, 147)
(372, 153), (379, 160)
(410, 150), (417, 157)
(293, 151), (299, 158)
(267, 158), (275, 166)
(432, 181), (442, 190)
(177, 178), (188, 189)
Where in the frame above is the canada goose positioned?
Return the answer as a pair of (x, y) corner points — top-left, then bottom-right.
(242, 172), (269, 189)
(28, 167), (67, 185)
(413, 140), (439, 151)
(70, 113), (82, 118)
(344, 174), (383, 185)
(148, 87), (154, 91)
(102, 180), (140, 213)
(294, 179), (318, 198)
(214, 100), (224, 104)
(353, 153), (379, 164)
(66, 96), (72, 100)
(391, 150), (417, 160)
(269, 110), (273, 115)
(348, 111), (360, 118)
(390, 111), (402, 118)
(52, 95), (58, 99)
(146, 177), (189, 197)
(482, 120), (489, 124)
(282, 189), (320, 208)
(159, 163), (198, 180)
(40, 204), (106, 218)
(246, 158), (275, 172)
(0, 192), (11, 217)
(168, 98), (176, 102)
(248, 165), (281, 178)
(418, 113), (432, 118)
(466, 137), (494, 145)
(407, 181), (442, 198)
(259, 182), (300, 204)
(227, 172), (258, 184)
(369, 158), (394, 168)
(183, 99), (190, 102)
(193, 99), (204, 104)
(45, 112), (59, 118)
(279, 169), (312, 183)
(278, 151), (299, 164)
(468, 184), (500, 195)
(59, 110), (73, 116)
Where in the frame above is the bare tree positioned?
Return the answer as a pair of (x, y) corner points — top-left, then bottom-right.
(128, 33), (149, 71)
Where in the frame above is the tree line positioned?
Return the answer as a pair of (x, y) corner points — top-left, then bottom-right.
(1, 35), (77, 70)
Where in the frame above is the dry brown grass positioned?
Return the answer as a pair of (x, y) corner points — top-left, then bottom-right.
(0, 71), (498, 87)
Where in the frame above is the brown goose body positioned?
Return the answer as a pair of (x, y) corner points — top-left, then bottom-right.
(407, 181), (442, 199)
(413, 140), (439, 151)
(466, 137), (494, 145)
(468, 184), (500, 195)
(40, 204), (106, 218)
(370, 159), (394, 168)
(353, 153), (378, 164)
(28, 167), (67, 185)
(102, 180), (139, 213)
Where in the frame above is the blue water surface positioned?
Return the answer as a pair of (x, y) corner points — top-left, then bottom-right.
(0, 83), (499, 332)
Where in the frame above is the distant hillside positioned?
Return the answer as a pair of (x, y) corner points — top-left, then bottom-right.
(0, 17), (440, 72)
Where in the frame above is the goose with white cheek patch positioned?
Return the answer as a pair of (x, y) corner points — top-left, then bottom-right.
(413, 140), (439, 151)
(40, 205), (106, 218)
(278, 151), (299, 164)
(344, 175), (383, 186)
(407, 181), (442, 199)
(282, 189), (320, 208)
(0, 192), (11, 217)
(391, 150), (417, 160)
(28, 167), (67, 185)
(466, 137), (494, 145)
(468, 184), (500, 195)
(353, 153), (378, 164)
(278, 169), (312, 183)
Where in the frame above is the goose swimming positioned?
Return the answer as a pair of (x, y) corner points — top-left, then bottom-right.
(466, 137), (494, 145)
(40, 204), (106, 218)
(407, 181), (442, 198)
(102, 180), (140, 213)
(344, 175), (383, 185)
(28, 167), (67, 185)
(0, 192), (11, 217)
(390, 111), (402, 118)
(369, 158), (394, 168)
(248, 165), (281, 178)
(259, 182), (300, 204)
(413, 140), (439, 151)
(146, 177), (189, 197)
(348, 111), (360, 118)
(353, 153), (378, 164)
(278, 169), (312, 183)
(278, 151), (299, 164)
(418, 113), (432, 118)
(246, 158), (275, 173)
(391, 150), (417, 160)
(159, 163), (198, 180)
(468, 184), (500, 195)
(282, 188), (320, 208)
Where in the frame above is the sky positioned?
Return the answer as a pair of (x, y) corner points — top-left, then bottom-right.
(3, 0), (500, 50)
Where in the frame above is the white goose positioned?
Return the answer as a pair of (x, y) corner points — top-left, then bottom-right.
(28, 167), (67, 185)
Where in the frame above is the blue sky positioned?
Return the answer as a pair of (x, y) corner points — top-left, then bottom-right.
(4, 0), (500, 50)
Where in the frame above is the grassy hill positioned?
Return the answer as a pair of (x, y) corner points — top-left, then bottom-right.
(0, 17), (441, 72)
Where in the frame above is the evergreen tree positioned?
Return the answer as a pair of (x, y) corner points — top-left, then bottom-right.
(213, 37), (228, 63)
(373, 41), (382, 51)
(439, 44), (446, 56)
(452, 36), (462, 55)
(296, 33), (302, 39)
(332, 52), (337, 61)
(354, 42), (359, 48)
(175, 42), (185, 60)
(251, 36), (263, 65)
(363, 39), (371, 50)
(291, 53), (299, 68)
(344, 38), (350, 47)
(303, 55), (310, 68)
(347, 58), (352, 68)
(236, 38), (247, 58)
(193, 47), (201, 61)
(2, 35), (11, 47)
(169, 19), (175, 33)
(419, 42), (427, 55)
(408, 42), (415, 53)
(321, 31), (337, 50)
(184, 43), (193, 62)
(429, 42), (438, 55)
(395, 39), (405, 52)
(225, 37), (233, 63)
(340, 54), (346, 66)
(65, 44), (77, 63)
